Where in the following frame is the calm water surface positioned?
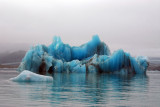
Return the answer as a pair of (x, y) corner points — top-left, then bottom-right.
(0, 70), (160, 107)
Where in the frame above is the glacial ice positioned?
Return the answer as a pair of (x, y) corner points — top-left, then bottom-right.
(10, 70), (53, 82)
(17, 35), (148, 75)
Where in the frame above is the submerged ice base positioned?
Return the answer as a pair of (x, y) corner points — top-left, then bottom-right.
(17, 35), (148, 75)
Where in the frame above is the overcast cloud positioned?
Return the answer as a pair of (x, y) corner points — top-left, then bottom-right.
(0, 0), (160, 57)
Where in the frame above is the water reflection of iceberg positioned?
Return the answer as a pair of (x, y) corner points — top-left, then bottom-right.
(17, 35), (148, 74)
(14, 73), (148, 106)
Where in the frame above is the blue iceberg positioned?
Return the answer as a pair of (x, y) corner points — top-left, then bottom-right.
(17, 35), (148, 75)
(10, 70), (53, 82)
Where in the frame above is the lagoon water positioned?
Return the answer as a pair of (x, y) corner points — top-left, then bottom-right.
(0, 70), (160, 107)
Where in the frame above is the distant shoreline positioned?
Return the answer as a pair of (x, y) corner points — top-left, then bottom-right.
(0, 65), (18, 68)
(148, 64), (160, 71)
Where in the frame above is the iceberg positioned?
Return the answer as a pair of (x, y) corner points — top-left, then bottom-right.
(17, 35), (148, 75)
(10, 70), (53, 82)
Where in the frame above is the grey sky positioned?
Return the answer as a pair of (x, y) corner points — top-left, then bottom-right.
(0, 0), (160, 57)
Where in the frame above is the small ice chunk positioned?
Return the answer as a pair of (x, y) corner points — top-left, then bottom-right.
(10, 70), (53, 82)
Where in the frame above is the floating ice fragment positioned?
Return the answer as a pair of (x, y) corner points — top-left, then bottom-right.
(10, 70), (53, 82)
